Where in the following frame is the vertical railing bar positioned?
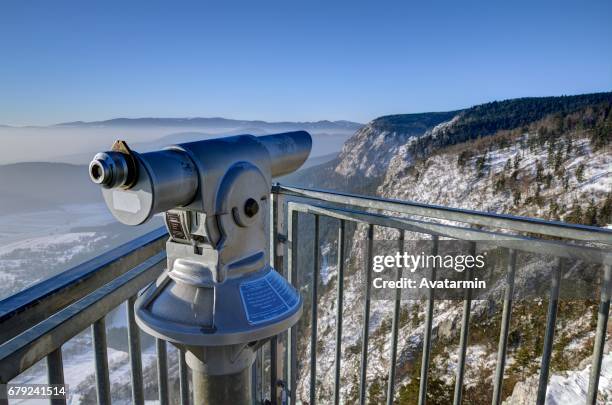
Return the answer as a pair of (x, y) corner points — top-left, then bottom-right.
(491, 249), (517, 405)
(269, 192), (286, 405)
(386, 230), (405, 405)
(587, 264), (611, 404)
(452, 242), (476, 405)
(259, 347), (265, 402)
(0, 383), (7, 405)
(418, 235), (439, 405)
(333, 219), (346, 405)
(47, 347), (66, 405)
(178, 348), (189, 405)
(92, 318), (111, 405)
(309, 214), (320, 405)
(156, 338), (169, 405)
(287, 210), (299, 405)
(270, 336), (278, 405)
(127, 296), (144, 405)
(359, 224), (374, 405)
(536, 258), (563, 405)
(251, 357), (258, 402)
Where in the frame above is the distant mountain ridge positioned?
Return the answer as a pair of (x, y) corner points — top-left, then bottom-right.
(53, 117), (363, 132)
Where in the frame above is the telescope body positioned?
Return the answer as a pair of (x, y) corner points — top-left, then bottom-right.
(90, 131), (311, 226)
(89, 131), (311, 404)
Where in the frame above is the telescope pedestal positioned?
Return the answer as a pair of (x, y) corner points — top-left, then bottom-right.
(186, 345), (256, 405)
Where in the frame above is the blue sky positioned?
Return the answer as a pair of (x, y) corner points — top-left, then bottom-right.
(1, 0), (611, 125)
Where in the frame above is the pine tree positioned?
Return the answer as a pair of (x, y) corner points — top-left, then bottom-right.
(583, 200), (598, 226)
(513, 154), (522, 170)
(575, 163), (585, 182)
(597, 193), (612, 226)
(513, 190), (521, 206)
(535, 160), (544, 182)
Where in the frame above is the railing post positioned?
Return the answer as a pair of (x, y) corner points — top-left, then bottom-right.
(178, 349), (190, 405)
(418, 235), (439, 405)
(492, 249), (517, 405)
(92, 318), (111, 405)
(47, 347), (66, 405)
(156, 339), (169, 405)
(359, 224), (374, 405)
(270, 192), (286, 405)
(333, 220), (346, 405)
(536, 258), (563, 405)
(127, 296), (144, 405)
(287, 208), (299, 405)
(310, 215), (320, 405)
(386, 230), (405, 405)
(453, 242), (476, 405)
(587, 264), (611, 404)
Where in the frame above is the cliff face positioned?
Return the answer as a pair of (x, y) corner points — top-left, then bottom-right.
(334, 111), (459, 179)
(294, 93), (612, 404)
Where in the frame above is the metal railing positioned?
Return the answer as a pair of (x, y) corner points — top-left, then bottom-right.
(0, 183), (610, 405)
(0, 227), (172, 405)
(269, 184), (612, 405)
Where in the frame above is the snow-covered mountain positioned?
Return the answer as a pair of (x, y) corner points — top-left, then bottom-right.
(291, 92), (612, 404)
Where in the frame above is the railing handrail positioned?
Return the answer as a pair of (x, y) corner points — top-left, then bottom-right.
(287, 201), (612, 266)
(0, 226), (168, 345)
(0, 252), (166, 383)
(273, 183), (612, 243)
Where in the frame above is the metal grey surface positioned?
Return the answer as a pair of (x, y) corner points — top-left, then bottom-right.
(156, 339), (169, 405)
(275, 184), (612, 243)
(178, 349), (190, 405)
(0, 252), (166, 382)
(492, 249), (517, 405)
(536, 258), (563, 405)
(287, 210), (299, 405)
(359, 224), (374, 405)
(46, 348), (66, 405)
(418, 235), (439, 405)
(0, 227), (167, 345)
(127, 295), (144, 405)
(310, 215), (320, 405)
(386, 230), (405, 405)
(333, 220), (345, 405)
(286, 202), (612, 266)
(192, 367), (252, 405)
(92, 318), (111, 405)
(587, 264), (611, 404)
(452, 243), (476, 405)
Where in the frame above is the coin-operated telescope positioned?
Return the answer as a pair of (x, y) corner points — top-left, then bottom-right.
(89, 131), (311, 404)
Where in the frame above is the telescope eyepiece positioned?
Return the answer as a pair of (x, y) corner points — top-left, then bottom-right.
(89, 151), (132, 189)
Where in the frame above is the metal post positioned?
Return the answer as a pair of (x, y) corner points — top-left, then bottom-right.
(47, 348), (66, 405)
(418, 235), (439, 405)
(333, 220), (346, 405)
(92, 318), (111, 405)
(492, 249), (517, 405)
(179, 349), (190, 405)
(192, 368), (252, 404)
(587, 264), (611, 404)
(452, 242), (476, 405)
(359, 224), (374, 405)
(270, 193), (286, 405)
(127, 296), (144, 405)
(310, 215), (320, 405)
(156, 339), (169, 405)
(287, 209), (299, 405)
(386, 230), (405, 405)
(536, 258), (563, 405)
(187, 347), (255, 405)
